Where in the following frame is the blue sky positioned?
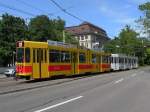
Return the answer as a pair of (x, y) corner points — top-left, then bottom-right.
(0, 0), (149, 38)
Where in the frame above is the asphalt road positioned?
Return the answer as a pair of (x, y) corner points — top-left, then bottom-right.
(0, 66), (150, 112)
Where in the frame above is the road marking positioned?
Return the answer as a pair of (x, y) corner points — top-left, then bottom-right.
(34, 96), (83, 112)
(131, 73), (136, 77)
(114, 78), (124, 84)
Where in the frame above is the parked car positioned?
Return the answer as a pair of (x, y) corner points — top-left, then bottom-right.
(4, 68), (16, 77)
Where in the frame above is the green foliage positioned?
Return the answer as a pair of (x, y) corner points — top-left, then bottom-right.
(118, 25), (139, 55)
(104, 25), (150, 65)
(138, 2), (150, 39)
(139, 2), (150, 11)
(0, 13), (28, 66)
(28, 15), (50, 41)
(145, 48), (150, 65)
(0, 14), (75, 66)
(104, 25), (139, 55)
(65, 32), (78, 44)
(137, 2), (150, 65)
(28, 15), (66, 41)
(104, 37), (120, 53)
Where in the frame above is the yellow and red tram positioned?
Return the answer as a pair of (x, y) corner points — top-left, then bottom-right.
(16, 40), (111, 80)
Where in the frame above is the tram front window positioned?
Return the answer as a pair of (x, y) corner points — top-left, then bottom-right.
(16, 48), (24, 63)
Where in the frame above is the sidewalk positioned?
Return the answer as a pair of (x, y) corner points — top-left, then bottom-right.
(0, 74), (6, 79)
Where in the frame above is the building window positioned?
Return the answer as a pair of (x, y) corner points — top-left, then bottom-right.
(81, 43), (84, 46)
(85, 35), (88, 39)
(86, 43), (88, 48)
(81, 35), (84, 40)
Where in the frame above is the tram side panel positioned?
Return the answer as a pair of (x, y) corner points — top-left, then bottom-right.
(48, 46), (73, 77)
(100, 53), (111, 72)
(90, 51), (100, 73)
(16, 41), (49, 79)
(77, 49), (91, 74)
(111, 54), (120, 71)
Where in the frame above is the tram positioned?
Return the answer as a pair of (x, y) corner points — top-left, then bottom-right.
(111, 54), (138, 71)
(16, 40), (111, 80)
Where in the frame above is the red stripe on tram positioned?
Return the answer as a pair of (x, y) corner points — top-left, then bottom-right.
(48, 65), (71, 71)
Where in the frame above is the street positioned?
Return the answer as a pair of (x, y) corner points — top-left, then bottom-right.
(0, 67), (150, 112)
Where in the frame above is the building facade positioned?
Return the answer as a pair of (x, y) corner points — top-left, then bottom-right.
(65, 22), (110, 49)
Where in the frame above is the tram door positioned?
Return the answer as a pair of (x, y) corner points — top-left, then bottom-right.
(72, 52), (77, 75)
(32, 48), (48, 79)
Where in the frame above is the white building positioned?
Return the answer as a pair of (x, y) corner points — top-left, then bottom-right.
(65, 22), (110, 49)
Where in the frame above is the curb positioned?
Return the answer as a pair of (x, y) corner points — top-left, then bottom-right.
(0, 77), (84, 95)
(0, 75), (6, 79)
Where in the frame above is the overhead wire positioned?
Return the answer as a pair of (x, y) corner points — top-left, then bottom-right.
(15, 0), (75, 18)
(15, 0), (54, 16)
(0, 1), (35, 17)
(49, 0), (85, 22)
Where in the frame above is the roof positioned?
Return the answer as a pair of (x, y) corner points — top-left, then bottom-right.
(80, 22), (106, 32)
(65, 21), (109, 39)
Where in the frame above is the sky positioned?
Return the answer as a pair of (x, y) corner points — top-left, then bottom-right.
(0, 0), (149, 38)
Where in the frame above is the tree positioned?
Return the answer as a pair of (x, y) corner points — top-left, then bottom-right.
(28, 15), (51, 41)
(104, 37), (120, 53)
(0, 13), (28, 66)
(118, 25), (139, 55)
(64, 32), (78, 44)
(145, 48), (150, 64)
(28, 15), (66, 41)
(28, 15), (77, 44)
(104, 25), (149, 65)
(104, 25), (139, 55)
(138, 2), (150, 39)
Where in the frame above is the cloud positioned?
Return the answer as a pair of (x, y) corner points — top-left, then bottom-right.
(98, 1), (136, 25)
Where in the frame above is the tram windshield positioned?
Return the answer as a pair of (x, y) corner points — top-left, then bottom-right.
(16, 48), (24, 63)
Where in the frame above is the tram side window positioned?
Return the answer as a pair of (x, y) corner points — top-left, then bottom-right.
(102, 56), (107, 63)
(25, 48), (30, 62)
(115, 57), (118, 63)
(79, 53), (86, 63)
(125, 58), (127, 64)
(49, 50), (60, 62)
(16, 48), (24, 63)
(119, 57), (121, 63)
(111, 57), (113, 63)
(92, 54), (97, 63)
(61, 51), (70, 63)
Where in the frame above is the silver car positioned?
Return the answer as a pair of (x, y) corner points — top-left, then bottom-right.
(4, 68), (16, 77)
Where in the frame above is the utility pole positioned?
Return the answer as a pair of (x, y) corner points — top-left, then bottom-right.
(63, 30), (65, 43)
(142, 40), (145, 65)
